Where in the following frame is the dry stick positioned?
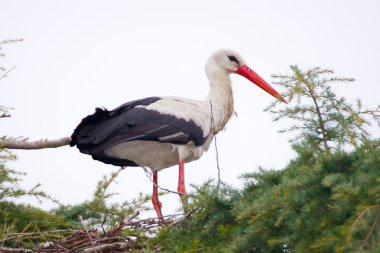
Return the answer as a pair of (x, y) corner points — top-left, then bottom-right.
(170, 207), (199, 226)
(142, 167), (182, 196)
(127, 211), (140, 221)
(0, 247), (32, 253)
(0, 112), (11, 118)
(82, 242), (136, 253)
(68, 236), (95, 252)
(214, 135), (221, 190)
(0, 136), (71, 149)
(0, 229), (73, 243)
(79, 215), (98, 253)
(101, 215), (108, 236)
(132, 209), (196, 228)
(0, 65), (16, 80)
(104, 211), (140, 237)
(209, 100), (221, 189)
(55, 244), (70, 252)
(361, 205), (380, 250)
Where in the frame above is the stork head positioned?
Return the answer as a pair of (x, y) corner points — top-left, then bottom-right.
(206, 49), (287, 103)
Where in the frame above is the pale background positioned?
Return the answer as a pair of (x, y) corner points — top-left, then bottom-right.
(1, 0), (380, 216)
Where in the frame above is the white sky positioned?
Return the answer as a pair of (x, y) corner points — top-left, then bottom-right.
(1, 0), (380, 216)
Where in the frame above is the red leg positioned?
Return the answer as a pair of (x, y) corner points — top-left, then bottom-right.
(177, 160), (187, 204)
(152, 170), (163, 220)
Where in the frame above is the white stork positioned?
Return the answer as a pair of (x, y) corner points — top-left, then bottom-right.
(70, 49), (287, 220)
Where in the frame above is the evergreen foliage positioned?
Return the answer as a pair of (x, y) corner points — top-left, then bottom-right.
(0, 201), (71, 248)
(0, 157), (151, 248)
(155, 66), (380, 252)
(155, 181), (240, 252)
(156, 144), (380, 253)
(0, 147), (54, 201)
(0, 145), (69, 248)
(54, 167), (152, 228)
(265, 66), (380, 153)
(0, 146), (70, 248)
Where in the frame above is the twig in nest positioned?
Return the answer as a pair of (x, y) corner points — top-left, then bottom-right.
(0, 229), (73, 243)
(79, 215), (97, 253)
(101, 215), (108, 236)
(81, 242), (134, 253)
(0, 247), (32, 253)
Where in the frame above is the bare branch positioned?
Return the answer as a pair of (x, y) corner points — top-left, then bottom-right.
(0, 230), (73, 243)
(0, 65), (16, 80)
(0, 136), (71, 149)
(0, 39), (24, 46)
(0, 113), (11, 118)
(142, 166), (183, 196)
(79, 216), (97, 252)
(0, 247), (32, 253)
(346, 204), (380, 251)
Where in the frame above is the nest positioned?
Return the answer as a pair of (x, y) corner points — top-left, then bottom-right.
(0, 210), (196, 253)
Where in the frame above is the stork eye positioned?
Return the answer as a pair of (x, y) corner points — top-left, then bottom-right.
(228, 55), (240, 65)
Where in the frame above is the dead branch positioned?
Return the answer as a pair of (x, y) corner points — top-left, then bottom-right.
(0, 39), (24, 46)
(0, 106), (13, 118)
(0, 230), (72, 243)
(0, 136), (71, 150)
(0, 247), (32, 253)
(360, 205), (380, 250)
(82, 242), (136, 253)
(0, 65), (16, 80)
(79, 216), (97, 252)
(142, 166), (183, 196)
(347, 204), (380, 251)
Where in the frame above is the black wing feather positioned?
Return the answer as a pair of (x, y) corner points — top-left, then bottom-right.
(70, 97), (161, 153)
(70, 96), (206, 158)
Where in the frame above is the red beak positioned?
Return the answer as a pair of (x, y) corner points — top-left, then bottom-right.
(236, 65), (287, 104)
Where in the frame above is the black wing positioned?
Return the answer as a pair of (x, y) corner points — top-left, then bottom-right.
(70, 96), (207, 160)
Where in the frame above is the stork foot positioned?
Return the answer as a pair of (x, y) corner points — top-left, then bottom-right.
(152, 194), (163, 221)
(152, 170), (163, 220)
(178, 160), (188, 205)
(177, 185), (188, 205)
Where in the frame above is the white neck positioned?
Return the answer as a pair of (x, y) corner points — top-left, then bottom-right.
(205, 64), (234, 134)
